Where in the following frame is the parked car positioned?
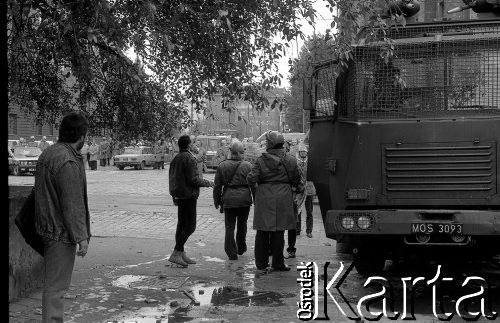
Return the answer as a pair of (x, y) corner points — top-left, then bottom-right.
(113, 146), (161, 170)
(8, 146), (42, 175)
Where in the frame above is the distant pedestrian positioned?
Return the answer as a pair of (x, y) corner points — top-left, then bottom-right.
(80, 141), (89, 170)
(195, 139), (207, 175)
(216, 139), (229, 165)
(247, 131), (304, 272)
(296, 145), (315, 238)
(88, 140), (99, 170)
(38, 136), (51, 151)
(159, 139), (167, 169)
(98, 137), (109, 167)
(34, 111), (91, 323)
(168, 135), (214, 267)
(28, 136), (38, 147)
(213, 141), (253, 260)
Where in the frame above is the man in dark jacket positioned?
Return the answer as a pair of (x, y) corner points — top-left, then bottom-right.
(34, 111), (91, 323)
(213, 141), (253, 260)
(247, 131), (304, 272)
(169, 135), (214, 267)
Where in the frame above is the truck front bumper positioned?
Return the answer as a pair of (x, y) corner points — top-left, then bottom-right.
(325, 209), (500, 239)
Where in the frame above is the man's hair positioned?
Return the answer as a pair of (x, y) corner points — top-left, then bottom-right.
(178, 135), (191, 149)
(58, 111), (89, 143)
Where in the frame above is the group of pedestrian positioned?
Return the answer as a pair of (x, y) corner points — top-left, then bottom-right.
(32, 110), (315, 322)
(169, 130), (313, 272)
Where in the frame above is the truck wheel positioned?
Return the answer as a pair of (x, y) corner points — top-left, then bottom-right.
(12, 165), (20, 176)
(139, 161), (145, 170)
(118, 166), (125, 170)
(353, 248), (385, 276)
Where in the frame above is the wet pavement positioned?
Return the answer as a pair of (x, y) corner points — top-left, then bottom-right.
(9, 167), (500, 322)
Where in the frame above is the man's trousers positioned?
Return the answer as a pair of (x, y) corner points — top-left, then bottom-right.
(174, 198), (197, 252)
(42, 237), (77, 323)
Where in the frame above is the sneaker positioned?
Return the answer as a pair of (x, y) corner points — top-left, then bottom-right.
(181, 252), (196, 264)
(169, 250), (188, 267)
(287, 251), (296, 259)
(307, 233), (312, 238)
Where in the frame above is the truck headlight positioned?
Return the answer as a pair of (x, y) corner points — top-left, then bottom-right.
(341, 216), (355, 230)
(357, 216), (372, 230)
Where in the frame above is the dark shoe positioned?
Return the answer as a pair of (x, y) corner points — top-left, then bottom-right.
(272, 265), (291, 272)
(306, 233), (312, 238)
(296, 231), (301, 236)
(237, 248), (247, 256)
(256, 264), (269, 270)
(181, 252), (196, 264)
(228, 255), (238, 260)
(169, 250), (188, 267)
(287, 251), (296, 259)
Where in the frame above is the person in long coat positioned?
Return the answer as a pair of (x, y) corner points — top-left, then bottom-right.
(247, 131), (304, 272)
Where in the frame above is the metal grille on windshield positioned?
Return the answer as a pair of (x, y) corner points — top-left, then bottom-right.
(338, 21), (500, 119)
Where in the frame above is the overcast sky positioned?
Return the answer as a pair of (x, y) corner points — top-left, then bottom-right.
(277, 0), (336, 88)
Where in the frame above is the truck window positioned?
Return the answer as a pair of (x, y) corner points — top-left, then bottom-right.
(338, 40), (500, 119)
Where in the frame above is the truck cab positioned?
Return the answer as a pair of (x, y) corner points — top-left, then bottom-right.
(304, 5), (500, 274)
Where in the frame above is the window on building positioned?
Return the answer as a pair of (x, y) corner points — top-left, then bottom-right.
(36, 123), (43, 135)
(8, 114), (17, 135)
(49, 124), (54, 136)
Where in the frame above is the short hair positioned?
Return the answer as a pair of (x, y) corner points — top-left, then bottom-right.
(58, 111), (89, 143)
(178, 135), (191, 149)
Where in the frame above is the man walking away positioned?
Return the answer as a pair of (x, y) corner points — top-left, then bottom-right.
(169, 135), (214, 267)
(247, 131), (304, 272)
(213, 141), (253, 260)
(34, 111), (91, 323)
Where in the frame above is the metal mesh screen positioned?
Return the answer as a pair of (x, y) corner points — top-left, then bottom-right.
(339, 21), (500, 119)
(313, 64), (336, 119)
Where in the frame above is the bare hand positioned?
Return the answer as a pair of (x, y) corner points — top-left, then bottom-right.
(77, 240), (89, 257)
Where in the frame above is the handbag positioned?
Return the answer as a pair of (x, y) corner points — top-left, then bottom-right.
(14, 188), (44, 256)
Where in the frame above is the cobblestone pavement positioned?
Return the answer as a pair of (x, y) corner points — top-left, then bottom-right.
(9, 165), (331, 246)
(9, 165), (339, 323)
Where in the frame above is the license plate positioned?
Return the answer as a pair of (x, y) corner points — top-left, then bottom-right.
(411, 223), (463, 235)
(28, 168), (35, 172)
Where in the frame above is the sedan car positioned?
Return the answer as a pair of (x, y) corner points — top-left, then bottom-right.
(9, 146), (42, 175)
(113, 146), (161, 170)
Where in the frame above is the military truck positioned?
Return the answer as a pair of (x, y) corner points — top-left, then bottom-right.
(304, 1), (500, 274)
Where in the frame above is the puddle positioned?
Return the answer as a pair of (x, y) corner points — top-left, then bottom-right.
(122, 257), (170, 268)
(108, 306), (193, 322)
(188, 284), (296, 307)
(112, 275), (149, 289)
(112, 275), (190, 290)
(202, 256), (225, 263)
